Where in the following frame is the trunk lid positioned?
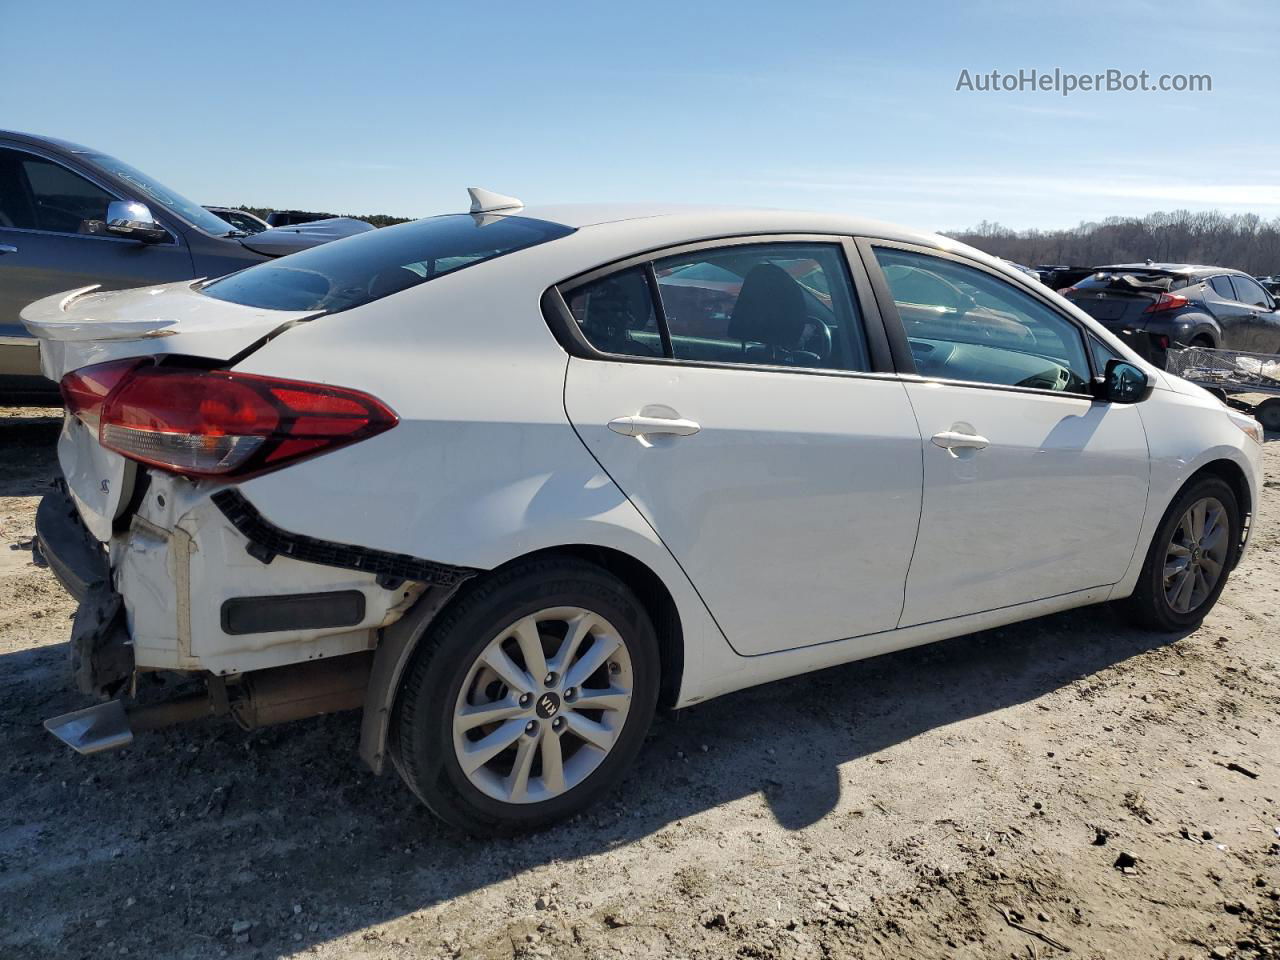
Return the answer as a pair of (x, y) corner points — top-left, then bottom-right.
(1063, 270), (1183, 332)
(21, 280), (320, 541)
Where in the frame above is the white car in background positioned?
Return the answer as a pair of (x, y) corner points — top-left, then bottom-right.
(27, 189), (1263, 833)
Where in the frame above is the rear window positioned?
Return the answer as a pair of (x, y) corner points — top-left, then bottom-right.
(201, 213), (574, 313)
(1072, 271), (1188, 292)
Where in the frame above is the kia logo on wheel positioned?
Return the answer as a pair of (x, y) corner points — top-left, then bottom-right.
(535, 692), (561, 719)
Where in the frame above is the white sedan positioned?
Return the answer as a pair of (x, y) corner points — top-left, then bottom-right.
(26, 190), (1264, 833)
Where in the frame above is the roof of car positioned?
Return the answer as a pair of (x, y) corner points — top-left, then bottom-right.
(510, 203), (976, 258)
(0, 129), (99, 154)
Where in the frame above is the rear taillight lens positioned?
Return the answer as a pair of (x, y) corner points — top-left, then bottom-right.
(61, 359), (140, 431)
(1057, 286), (1078, 295)
(1143, 292), (1189, 314)
(60, 361), (397, 478)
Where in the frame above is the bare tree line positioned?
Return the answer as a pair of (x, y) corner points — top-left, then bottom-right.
(946, 210), (1280, 276)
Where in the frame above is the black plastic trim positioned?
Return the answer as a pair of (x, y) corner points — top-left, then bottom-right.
(35, 484), (109, 603)
(220, 590), (367, 635)
(212, 489), (477, 588)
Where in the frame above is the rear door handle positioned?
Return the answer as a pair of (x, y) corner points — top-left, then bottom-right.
(608, 415), (701, 438)
(931, 430), (989, 450)
(0, 243), (17, 255)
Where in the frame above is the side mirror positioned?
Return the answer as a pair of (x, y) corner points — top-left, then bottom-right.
(1092, 358), (1151, 404)
(105, 200), (167, 243)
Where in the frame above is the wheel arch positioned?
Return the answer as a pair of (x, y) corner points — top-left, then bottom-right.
(358, 543), (687, 775)
(531, 545), (685, 710)
(1184, 458), (1252, 565)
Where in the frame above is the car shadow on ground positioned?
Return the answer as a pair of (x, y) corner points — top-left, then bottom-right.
(0, 601), (1187, 959)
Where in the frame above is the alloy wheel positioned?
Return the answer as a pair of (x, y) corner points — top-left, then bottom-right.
(1163, 496), (1229, 614)
(452, 606), (634, 804)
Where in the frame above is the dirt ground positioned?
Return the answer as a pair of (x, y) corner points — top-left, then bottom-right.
(1, 404), (1277, 960)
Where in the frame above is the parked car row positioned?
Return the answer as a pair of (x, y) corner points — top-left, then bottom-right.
(26, 189), (1263, 832)
(0, 130), (373, 401)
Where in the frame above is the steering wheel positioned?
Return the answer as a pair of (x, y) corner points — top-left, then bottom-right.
(800, 316), (834, 362)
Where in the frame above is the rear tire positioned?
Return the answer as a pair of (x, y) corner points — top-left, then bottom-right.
(1256, 397), (1280, 432)
(392, 556), (660, 834)
(1120, 476), (1239, 632)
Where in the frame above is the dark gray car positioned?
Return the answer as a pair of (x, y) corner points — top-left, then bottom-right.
(1062, 262), (1280, 367)
(0, 130), (374, 401)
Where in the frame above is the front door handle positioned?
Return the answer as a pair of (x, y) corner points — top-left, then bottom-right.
(931, 430), (989, 451)
(608, 415), (701, 438)
(0, 243), (17, 255)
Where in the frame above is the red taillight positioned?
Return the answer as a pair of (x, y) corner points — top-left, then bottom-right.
(60, 361), (398, 478)
(61, 359), (140, 431)
(1057, 286), (1078, 295)
(1143, 292), (1189, 314)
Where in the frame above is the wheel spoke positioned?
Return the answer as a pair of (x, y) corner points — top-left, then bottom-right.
(1199, 553), (1223, 580)
(565, 711), (615, 751)
(504, 733), (539, 802)
(1173, 568), (1195, 611)
(480, 643), (533, 696)
(549, 611), (597, 674)
(1167, 542), (1192, 559)
(458, 718), (525, 775)
(511, 617), (548, 683)
(539, 732), (565, 793)
(569, 687), (631, 713)
(454, 696), (523, 734)
(1193, 566), (1211, 603)
(1202, 524), (1227, 554)
(1190, 501), (1206, 541)
(1164, 560), (1187, 581)
(566, 633), (622, 689)
(1202, 506), (1222, 542)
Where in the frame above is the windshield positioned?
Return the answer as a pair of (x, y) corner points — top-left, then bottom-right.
(84, 153), (240, 236)
(200, 213), (575, 313)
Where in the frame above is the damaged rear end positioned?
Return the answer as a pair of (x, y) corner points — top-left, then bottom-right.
(22, 279), (462, 753)
(1061, 268), (1191, 361)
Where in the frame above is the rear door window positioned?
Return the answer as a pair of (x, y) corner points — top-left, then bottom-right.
(654, 243), (870, 370)
(562, 242), (872, 372)
(1210, 276), (1238, 299)
(202, 213), (575, 313)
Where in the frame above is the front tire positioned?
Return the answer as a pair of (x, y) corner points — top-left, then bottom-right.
(1121, 476), (1239, 632)
(392, 556), (659, 834)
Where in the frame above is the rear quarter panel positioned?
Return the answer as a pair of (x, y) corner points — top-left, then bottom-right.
(229, 247), (737, 706)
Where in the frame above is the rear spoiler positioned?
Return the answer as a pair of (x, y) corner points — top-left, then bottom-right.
(20, 283), (200, 342)
(1088, 271), (1182, 293)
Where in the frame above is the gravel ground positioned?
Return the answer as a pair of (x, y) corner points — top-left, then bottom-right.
(1, 405), (1277, 960)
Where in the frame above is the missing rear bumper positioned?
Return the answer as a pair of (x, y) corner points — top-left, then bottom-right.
(211, 489), (476, 588)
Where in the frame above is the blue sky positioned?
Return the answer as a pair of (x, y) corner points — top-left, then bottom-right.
(3, 0), (1276, 231)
